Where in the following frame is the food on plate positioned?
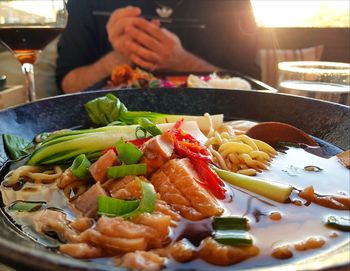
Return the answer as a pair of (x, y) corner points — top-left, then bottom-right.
(1, 94), (349, 271)
(107, 64), (252, 90)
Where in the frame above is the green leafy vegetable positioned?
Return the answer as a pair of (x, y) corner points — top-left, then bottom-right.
(97, 197), (139, 217)
(84, 93), (121, 126)
(213, 167), (293, 203)
(28, 125), (139, 165)
(115, 139), (143, 165)
(213, 230), (253, 246)
(3, 134), (34, 160)
(71, 154), (91, 180)
(107, 164), (147, 179)
(213, 216), (248, 231)
(8, 201), (45, 212)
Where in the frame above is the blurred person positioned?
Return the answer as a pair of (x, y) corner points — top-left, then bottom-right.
(56, 0), (259, 93)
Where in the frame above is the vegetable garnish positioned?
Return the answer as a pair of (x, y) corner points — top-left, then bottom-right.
(326, 215), (350, 231)
(128, 138), (151, 149)
(97, 178), (156, 219)
(115, 139), (143, 165)
(213, 230), (253, 246)
(71, 154), (91, 180)
(122, 179), (156, 219)
(3, 134), (34, 160)
(169, 120), (226, 200)
(213, 167), (293, 203)
(107, 164), (147, 179)
(8, 201), (45, 212)
(136, 117), (162, 137)
(97, 197), (139, 217)
(213, 216), (249, 231)
(28, 125), (139, 165)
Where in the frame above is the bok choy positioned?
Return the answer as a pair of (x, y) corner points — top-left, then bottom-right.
(84, 94), (223, 131)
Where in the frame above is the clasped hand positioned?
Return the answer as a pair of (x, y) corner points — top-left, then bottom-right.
(107, 6), (188, 71)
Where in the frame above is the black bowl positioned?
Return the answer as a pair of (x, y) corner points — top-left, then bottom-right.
(0, 88), (349, 271)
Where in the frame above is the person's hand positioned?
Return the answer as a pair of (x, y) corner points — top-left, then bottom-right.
(124, 21), (189, 71)
(106, 6), (144, 56)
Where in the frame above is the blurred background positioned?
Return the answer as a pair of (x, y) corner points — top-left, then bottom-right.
(0, 0), (349, 99)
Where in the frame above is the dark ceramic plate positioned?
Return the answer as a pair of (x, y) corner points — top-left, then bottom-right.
(0, 88), (349, 271)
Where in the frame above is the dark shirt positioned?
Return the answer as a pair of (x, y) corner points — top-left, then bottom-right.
(56, 0), (259, 90)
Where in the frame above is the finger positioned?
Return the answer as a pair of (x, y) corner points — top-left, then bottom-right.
(130, 54), (157, 71)
(125, 39), (161, 63)
(107, 6), (141, 35)
(125, 26), (163, 52)
(133, 19), (166, 42)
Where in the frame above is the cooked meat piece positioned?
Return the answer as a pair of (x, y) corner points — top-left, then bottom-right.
(60, 243), (103, 258)
(97, 215), (170, 249)
(89, 149), (117, 183)
(151, 158), (223, 220)
(85, 228), (147, 252)
(155, 198), (181, 227)
(197, 237), (259, 265)
(115, 251), (166, 271)
(56, 169), (78, 189)
(141, 132), (174, 175)
(69, 217), (94, 233)
(155, 239), (196, 263)
(74, 182), (107, 217)
(110, 176), (143, 200)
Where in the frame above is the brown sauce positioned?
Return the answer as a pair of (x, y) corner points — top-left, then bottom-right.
(1, 146), (349, 270)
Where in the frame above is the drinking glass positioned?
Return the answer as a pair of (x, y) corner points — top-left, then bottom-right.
(278, 61), (350, 105)
(0, 0), (67, 101)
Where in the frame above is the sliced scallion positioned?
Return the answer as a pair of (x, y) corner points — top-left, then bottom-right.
(97, 197), (139, 217)
(8, 201), (45, 212)
(213, 230), (253, 246)
(138, 118), (162, 137)
(115, 139), (143, 165)
(213, 216), (248, 231)
(71, 154), (91, 180)
(326, 215), (350, 231)
(107, 164), (147, 179)
(122, 179), (156, 219)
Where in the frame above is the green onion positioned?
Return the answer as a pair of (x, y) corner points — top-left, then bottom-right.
(213, 230), (253, 246)
(122, 179), (156, 219)
(71, 154), (91, 180)
(213, 216), (249, 231)
(138, 118), (162, 136)
(97, 197), (139, 217)
(8, 201), (45, 212)
(326, 215), (350, 231)
(107, 164), (147, 179)
(115, 139), (143, 165)
(213, 167), (293, 203)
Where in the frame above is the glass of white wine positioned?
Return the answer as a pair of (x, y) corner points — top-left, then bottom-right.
(278, 61), (350, 105)
(0, 0), (67, 101)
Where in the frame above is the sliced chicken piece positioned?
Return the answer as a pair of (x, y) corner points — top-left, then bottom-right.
(60, 243), (103, 258)
(74, 182), (107, 218)
(141, 132), (174, 175)
(89, 149), (117, 183)
(115, 251), (166, 271)
(69, 217), (94, 233)
(151, 158), (223, 220)
(155, 239), (196, 263)
(197, 237), (259, 265)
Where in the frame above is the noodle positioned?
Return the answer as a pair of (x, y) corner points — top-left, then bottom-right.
(4, 166), (63, 187)
(206, 123), (276, 176)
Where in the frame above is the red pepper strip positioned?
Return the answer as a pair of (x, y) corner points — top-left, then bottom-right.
(174, 139), (211, 163)
(190, 157), (226, 200)
(128, 137), (151, 149)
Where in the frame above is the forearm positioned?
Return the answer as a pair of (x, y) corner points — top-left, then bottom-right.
(175, 50), (220, 72)
(61, 51), (130, 93)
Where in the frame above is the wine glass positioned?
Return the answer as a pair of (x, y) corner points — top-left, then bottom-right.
(0, 0), (67, 101)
